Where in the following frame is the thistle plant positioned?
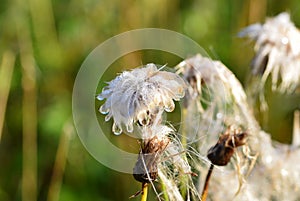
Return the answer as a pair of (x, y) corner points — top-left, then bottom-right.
(97, 64), (198, 200)
(176, 53), (300, 200)
(202, 129), (248, 201)
(237, 12), (300, 201)
(97, 14), (300, 199)
(176, 54), (259, 200)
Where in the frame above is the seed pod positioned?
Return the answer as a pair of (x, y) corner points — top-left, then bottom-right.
(207, 132), (247, 166)
(133, 136), (169, 183)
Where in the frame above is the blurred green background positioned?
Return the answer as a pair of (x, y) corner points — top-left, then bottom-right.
(1, 0), (300, 200)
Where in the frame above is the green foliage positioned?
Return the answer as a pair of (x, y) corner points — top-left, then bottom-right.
(1, 0), (299, 200)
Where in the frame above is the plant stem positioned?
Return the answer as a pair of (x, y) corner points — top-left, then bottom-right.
(141, 183), (148, 201)
(47, 121), (73, 201)
(16, 0), (38, 198)
(292, 110), (300, 147)
(161, 180), (169, 201)
(179, 108), (188, 198)
(0, 50), (15, 142)
(201, 164), (214, 201)
(181, 108), (187, 148)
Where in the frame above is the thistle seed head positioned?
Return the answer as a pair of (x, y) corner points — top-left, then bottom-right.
(239, 12), (300, 93)
(97, 64), (186, 135)
(133, 135), (170, 183)
(207, 129), (248, 166)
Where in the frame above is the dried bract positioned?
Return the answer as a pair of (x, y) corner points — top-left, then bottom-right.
(176, 55), (259, 199)
(176, 54), (258, 139)
(133, 134), (170, 183)
(207, 130), (247, 166)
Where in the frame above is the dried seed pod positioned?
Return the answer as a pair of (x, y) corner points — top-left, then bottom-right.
(133, 136), (170, 183)
(207, 132), (247, 166)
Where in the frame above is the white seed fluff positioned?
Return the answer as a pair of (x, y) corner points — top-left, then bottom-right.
(239, 12), (300, 93)
(97, 63), (186, 135)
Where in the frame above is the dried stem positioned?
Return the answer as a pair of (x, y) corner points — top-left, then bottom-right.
(20, 39), (37, 201)
(0, 51), (15, 142)
(292, 110), (300, 147)
(47, 121), (73, 201)
(16, 0), (38, 199)
(201, 164), (214, 201)
(21, 53), (37, 201)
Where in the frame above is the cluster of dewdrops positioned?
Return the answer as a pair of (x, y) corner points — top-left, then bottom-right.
(96, 12), (300, 201)
(97, 63), (197, 200)
(97, 63), (186, 135)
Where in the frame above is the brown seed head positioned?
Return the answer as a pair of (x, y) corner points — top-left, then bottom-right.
(133, 136), (170, 183)
(207, 132), (247, 166)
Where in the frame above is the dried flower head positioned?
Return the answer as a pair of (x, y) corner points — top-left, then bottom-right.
(239, 12), (300, 93)
(177, 54), (249, 110)
(176, 54), (221, 108)
(133, 125), (171, 183)
(176, 54), (259, 135)
(133, 123), (198, 200)
(207, 129), (247, 166)
(133, 137), (170, 183)
(176, 55), (260, 200)
(97, 64), (186, 135)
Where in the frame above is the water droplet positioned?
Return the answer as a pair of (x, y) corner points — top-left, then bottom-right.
(126, 123), (134, 133)
(137, 111), (147, 125)
(216, 113), (223, 119)
(102, 86), (110, 92)
(176, 88), (185, 98)
(96, 94), (104, 101)
(112, 123), (122, 135)
(281, 37), (288, 45)
(105, 114), (112, 122)
(164, 100), (175, 112)
(99, 105), (109, 114)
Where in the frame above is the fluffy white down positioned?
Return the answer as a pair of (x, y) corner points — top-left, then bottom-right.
(239, 12), (300, 93)
(97, 63), (186, 134)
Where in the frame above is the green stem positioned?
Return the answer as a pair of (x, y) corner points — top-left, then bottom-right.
(161, 180), (169, 201)
(181, 108), (187, 148)
(0, 51), (15, 142)
(179, 108), (188, 198)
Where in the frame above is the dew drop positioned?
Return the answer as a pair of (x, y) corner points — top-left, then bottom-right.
(176, 88), (185, 98)
(102, 86), (110, 92)
(105, 114), (112, 122)
(126, 123), (134, 133)
(96, 94), (104, 101)
(99, 105), (109, 114)
(112, 122), (122, 135)
(216, 113), (223, 119)
(281, 37), (288, 45)
(137, 111), (147, 125)
(138, 118), (148, 126)
(164, 100), (175, 112)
